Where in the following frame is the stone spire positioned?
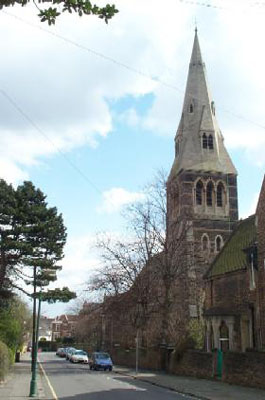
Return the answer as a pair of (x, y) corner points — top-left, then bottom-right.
(169, 30), (237, 179)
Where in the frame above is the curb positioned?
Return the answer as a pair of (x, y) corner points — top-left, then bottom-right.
(113, 368), (209, 400)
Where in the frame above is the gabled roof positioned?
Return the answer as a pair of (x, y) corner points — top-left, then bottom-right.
(206, 215), (256, 279)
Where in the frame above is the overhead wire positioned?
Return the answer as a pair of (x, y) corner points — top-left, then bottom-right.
(0, 89), (103, 195)
(2, 9), (265, 133)
(0, 8), (265, 198)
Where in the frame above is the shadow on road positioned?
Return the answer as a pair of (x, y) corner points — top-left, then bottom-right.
(56, 387), (161, 400)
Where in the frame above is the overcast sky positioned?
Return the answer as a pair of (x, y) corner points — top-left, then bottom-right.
(1, 0), (265, 317)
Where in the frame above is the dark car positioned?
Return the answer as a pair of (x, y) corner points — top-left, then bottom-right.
(89, 352), (113, 371)
(56, 347), (67, 357)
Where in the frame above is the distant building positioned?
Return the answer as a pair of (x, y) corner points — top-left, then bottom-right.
(39, 316), (53, 341)
(51, 314), (78, 341)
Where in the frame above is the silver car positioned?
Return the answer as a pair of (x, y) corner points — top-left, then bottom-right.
(70, 350), (89, 364)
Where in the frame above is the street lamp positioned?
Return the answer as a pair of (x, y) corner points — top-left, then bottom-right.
(29, 265), (42, 397)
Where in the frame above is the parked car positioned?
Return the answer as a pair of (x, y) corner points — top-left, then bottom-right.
(89, 352), (113, 371)
(70, 350), (89, 364)
(56, 347), (62, 356)
(66, 347), (76, 360)
(56, 347), (67, 357)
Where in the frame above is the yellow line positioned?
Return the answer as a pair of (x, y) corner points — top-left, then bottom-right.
(39, 361), (58, 400)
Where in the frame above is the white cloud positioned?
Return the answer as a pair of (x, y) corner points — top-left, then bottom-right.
(97, 187), (145, 214)
(0, 0), (192, 183)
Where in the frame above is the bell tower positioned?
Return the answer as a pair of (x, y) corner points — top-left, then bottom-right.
(168, 29), (238, 257)
(167, 30), (238, 320)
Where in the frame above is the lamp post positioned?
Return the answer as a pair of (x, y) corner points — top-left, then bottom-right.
(29, 265), (42, 398)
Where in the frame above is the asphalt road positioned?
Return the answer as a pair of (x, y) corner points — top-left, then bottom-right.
(39, 352), (198, 400)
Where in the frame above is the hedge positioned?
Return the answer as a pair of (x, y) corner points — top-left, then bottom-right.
(0, 340), (11, 381)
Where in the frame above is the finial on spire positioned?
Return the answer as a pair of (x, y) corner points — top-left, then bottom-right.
(194, 18), (198, 34)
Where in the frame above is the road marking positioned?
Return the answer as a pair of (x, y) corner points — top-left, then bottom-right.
(38, 361), (58, 400)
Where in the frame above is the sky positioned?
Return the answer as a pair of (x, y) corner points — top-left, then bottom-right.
(1, 0), (265, 317)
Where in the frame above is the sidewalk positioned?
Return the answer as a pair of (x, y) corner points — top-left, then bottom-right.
(0, 352), (48, 400)
(114, 365), (265, 400)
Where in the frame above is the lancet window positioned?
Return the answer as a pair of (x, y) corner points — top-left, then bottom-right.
(206, 181), (214, 206)
(217, 182), (225, 207)
(196, 180), (204, 205)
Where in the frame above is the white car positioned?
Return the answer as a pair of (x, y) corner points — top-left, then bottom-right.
(70, 350), (89, 364)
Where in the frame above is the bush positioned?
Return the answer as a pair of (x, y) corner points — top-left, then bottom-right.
(0, 340), (11, 381)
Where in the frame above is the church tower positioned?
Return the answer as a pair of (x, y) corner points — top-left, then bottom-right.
(167, 30), (238, 318)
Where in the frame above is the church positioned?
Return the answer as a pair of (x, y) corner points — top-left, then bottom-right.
(165, 28), (265, 370)
(81, 30), (265, 383)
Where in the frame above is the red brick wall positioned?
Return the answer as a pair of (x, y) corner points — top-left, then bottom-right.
(256, 177), (265, 347)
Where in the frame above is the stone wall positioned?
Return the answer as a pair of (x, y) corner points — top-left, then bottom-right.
(111, 347), (163, 370)
(169, 350), (213, 379)
(223, 350), (265, 389)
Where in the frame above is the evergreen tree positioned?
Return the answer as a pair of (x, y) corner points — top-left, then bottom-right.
(0, 179), (68, 295)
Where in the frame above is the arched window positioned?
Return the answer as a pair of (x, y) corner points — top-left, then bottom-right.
(195, 180), (203, 205)
(216, 236), (223, 252)
(208, 134), (214, 150)
(189, 104), (193, 113)
(206, 181), (214, 206)
(202, 234), (209, 251)
(202, 133), (207, 149)
(217, 182), (224, 207)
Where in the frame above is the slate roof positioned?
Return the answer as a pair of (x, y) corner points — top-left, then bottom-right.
(206, 215), (256, 279)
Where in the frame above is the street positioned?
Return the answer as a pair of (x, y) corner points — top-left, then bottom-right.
(38, 352), (197, 400)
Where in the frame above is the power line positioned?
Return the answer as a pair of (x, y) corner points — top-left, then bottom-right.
(3, 10), (265, 133)
(178, 0), (265, 11)
(0, 89), (103, 195)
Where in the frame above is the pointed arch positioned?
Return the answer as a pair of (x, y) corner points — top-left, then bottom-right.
(206, 181), (214, 206)
(217, 182), (225, 207)
(202, 133), (207, 149)
(208, 134), (214, 150)
(215, 235), (223, 252)
(201, 233), (210, 252)
(195, 180), (204, 205)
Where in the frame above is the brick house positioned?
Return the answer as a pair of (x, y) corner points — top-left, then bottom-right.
(204, 175), (265, 352)
(51, 314), (78, 341)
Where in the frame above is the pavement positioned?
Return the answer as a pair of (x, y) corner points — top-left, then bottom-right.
(0, 352), (48, 400)
(113, 366), (265, 400)
(1, 352), (265, 399)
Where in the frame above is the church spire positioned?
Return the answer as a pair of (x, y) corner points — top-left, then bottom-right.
(169, 31), (237, 179)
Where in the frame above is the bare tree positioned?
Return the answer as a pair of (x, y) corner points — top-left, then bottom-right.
(88, 171), (195, 349)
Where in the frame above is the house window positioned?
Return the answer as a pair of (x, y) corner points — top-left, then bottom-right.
(202, 133), (207, 149)
(206, 181), (214, 206)
(217, 182), (224, 207)
(195, 180), (203, 205)
(189, 104), (193, 113)
(208, 134), (214, 150)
